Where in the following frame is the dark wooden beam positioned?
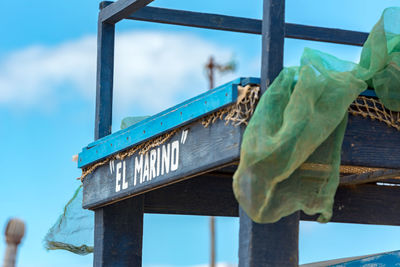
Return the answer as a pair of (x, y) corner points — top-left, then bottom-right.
(341, 115), (400, 169)
(95, 12), (115, 140)
(303, 183), (400, 226)
(238, 1), (299, 266)
(285, 23), (367, 46)
(94, 4), (146, 266)
(143, 174), (400, 226)
(239, 210), (299, 267)
(127, 6), (262, 34)
(94, 196), (144, 266)
(100, 0), (153, 24)
(260, 0), (286, 94)
(144, 175), (238, 217)
(340, 169), (400, 185)
(127, 6), (368, 46)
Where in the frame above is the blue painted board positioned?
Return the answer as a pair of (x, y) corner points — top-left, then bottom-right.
(303, 250), (400, 266)
(331, 250), (400, 267)
(79, 77), (259, 168)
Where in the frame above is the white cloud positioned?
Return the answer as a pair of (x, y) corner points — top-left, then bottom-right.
(0, 36), (95, 107)
(0, 31), (234, 116)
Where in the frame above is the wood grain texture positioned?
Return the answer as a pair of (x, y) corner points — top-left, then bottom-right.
(144, 174), (238, 216)
(83, 120), (245, 209)
(340, 169), (400, 185)
(143, 174), (400, 226)
(94, 196), (144, 267)
(342, 115), (400, 169)
(239, 210), (299, 267)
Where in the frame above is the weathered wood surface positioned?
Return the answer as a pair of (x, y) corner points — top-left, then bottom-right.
(342, 115), (400, 169)
(340, 169), (400, 185)
(144, 173), (237, 216)
(83, 120), (245, 209)
(99, 0), (153, 24)
(143, 174), (400, 226)
(127, 6), (368, 46)
(239, 210), (299, 267)
(94, 196), (144, 267)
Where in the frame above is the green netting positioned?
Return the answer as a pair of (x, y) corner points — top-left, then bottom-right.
(44, 186), (94, 254)
(44, 7), (400, 254)
(44, 118), (148, 254)
(233, 7), (400, 223)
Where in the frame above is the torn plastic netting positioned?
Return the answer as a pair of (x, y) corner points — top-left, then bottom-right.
(233, 7), (400, 223)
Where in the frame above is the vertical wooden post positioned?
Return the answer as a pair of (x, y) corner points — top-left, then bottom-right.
(238, 0), (299, 266)
(94, 196), (145, 267)
(95, 1), (115, 140)
(239, 209), (299, 267)
(260, 0), (285, 93)
(93, 2), (144, 267)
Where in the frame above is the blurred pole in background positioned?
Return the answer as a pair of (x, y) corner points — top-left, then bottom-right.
(3, 218), (25, 267)
(205, 56), (236, 267)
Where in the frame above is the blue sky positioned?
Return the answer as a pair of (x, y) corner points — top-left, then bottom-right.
(1, 0), (400, 266)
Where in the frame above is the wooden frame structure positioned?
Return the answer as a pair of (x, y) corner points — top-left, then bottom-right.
(79, 0), (400, 266)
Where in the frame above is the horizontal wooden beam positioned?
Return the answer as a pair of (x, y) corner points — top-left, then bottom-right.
(127, 6), (368, 46)
(340, 169), (400, 185)
(100, 0), (154, 24)
(285, 23), (368, 46)
(128, 6), (261, 34)
(341, 115), (400, 169)
(144, 174), (400, 226)
(301, 183), (400, 226)
(145, 174), (237, 217)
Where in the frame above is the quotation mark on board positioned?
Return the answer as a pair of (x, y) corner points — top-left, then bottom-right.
(181, 129), (188, 144)
(109, 160), (115, 174)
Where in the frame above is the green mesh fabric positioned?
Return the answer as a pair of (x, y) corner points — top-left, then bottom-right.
(44, 186), (94, 255)
(44, 117), (149, 254)
(233, 7), (400, 223)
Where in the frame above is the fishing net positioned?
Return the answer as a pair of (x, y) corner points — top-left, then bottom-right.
(233, 7), (400, 223)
